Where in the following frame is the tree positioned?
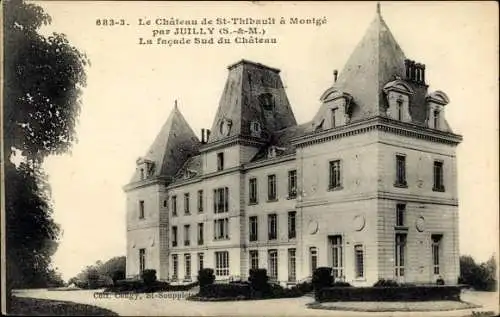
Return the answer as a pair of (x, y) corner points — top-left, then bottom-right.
(3, 0), (89, 307)
(460, 255), (498, 291)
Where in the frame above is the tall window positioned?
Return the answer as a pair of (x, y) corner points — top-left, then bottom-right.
(267, 174), (277, 200)
(432, 234), (442, 275)
(172, 254), (178, 280)
(310, 247), (318, 274)
(329, 160), (342, 189)
(396, 203), (406, 227)
(268, 250), (278, 281)
(395, 155), (407, 186)
(354, 244), (364, 278)
(217, 152), (224, 171)
(172, 195), (177, 216)
(197, 223), (204, 245)
(184, 254), (191, 280)
(397, 99), (403, 121)
(213, 218), (229, 240)
(184, 193), (190, 214)
(288, 170), (297, 198)
(331, 108), (337, 128)
(395, 234), (407, 277)
(433, 110), (440, 129)
(139, 200), (145, 219)
(268, 214), (277, 240)
(213, 187), (229, 213)
(433, 161), (445, 191)
(197, 253), (204, 272)
(139, 248), (146, 274)
(249, 250), (259, 270)
(197, 190), (204, 213)
(288, 248), (296, 282)
(249, 178), (258, 204)
(249, 216), (258, 242)
(331, 235), (343, 279)
(172, 226), (178, 247)
(215, 251), (229, 276)
(288, 211), (296, 239)
(184, 224), (190, 246)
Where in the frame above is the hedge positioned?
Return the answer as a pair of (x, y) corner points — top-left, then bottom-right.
(104, 280), (198, 293)
(199, 283), (252, 298)
(316, 285), (461, 302)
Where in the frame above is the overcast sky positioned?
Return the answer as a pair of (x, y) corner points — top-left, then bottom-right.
(33, 1), (498, 281)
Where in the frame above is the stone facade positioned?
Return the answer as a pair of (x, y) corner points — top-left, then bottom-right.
(124, 6), (462, 286)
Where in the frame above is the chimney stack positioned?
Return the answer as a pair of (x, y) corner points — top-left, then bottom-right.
(333, 70), (338, 83)
(206, 129), (211, 142)
(201, 128), (205, 144)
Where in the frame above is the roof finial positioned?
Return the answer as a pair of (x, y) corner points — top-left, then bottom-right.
(376, 2), (381, 15)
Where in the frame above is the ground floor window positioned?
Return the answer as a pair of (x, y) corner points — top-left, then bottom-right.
(172, 254), (178, 280)
(432, 234), (443, 275)
(198, 253), (204, 273)
(310, 247), (318, 275)
(395, 234), (406, 277)
(354, 244), (364, 278)
(268, 249), (278, 281)
(288, 248), (296, 282)
(184, 253), (191, 280)
(139, 248), (146, 274)
(331, 235), (343, 279)
(215, 251), (229, 276)
(249, 250), (259, 270)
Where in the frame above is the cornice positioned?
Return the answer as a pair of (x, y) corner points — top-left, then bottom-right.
(200, 135), (267, 153)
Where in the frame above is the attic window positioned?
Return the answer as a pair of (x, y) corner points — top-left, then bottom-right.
(259, 93), (274, 111)
(267, 146), (285, 159)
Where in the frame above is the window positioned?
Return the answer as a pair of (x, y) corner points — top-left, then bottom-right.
(198, 253), (204, 272)
(172, 195), (177, 216)
(331, 108), (337, 128)
(354, 244), (364, 278)
(140, 168), (145, 180)
(267, 174), (277, 201)
(288, 211), (296, 239)
(163, 200), (167, 208)
(288, 248), (296, 282)
(395, 155), (407, 186)
(249, 216), (258, 242)
(329, 160), (342, 189)
(310, 247), (318, 274)
(197, 190), (204, 212)
(213, 218), (229, 240)
(249, 178), (258, 204)
(288, 170), (297, 198)
(172, 254), (178, 280)
(139, 248), (146, 274)
(259, 93), (274, 111)
(433, 110), (440, 129)
(268, 214), (277, 240)
(197, 223), (204, 245)
(172, 226), (178, 247)
(184, 224), (190, 246)
(139, 200), (145, 219)
(249, 250), (259, 270)
(217, 152), (224, 171)
(397, 98), (403, 121)
(396, 204), (406, 227)
(432, 234), (442, 275)
(433, 161), (445, 191)
(215, 251), (229, 276)
(184, 254), (191, 280)
(184, 193), (190, 214)
(395, 234), (406, 277)
(331, 235), (343, 279)
(213, 187), (229, 213)
(268, 250), (278, 281)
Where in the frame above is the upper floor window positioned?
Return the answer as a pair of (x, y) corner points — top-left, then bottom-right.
(288, 170), (297, 199)
(268, 213), (277, 240)
(288, 211), (296, 239)
(433, 161), (445, 192)
(184, 224), (190, 246)
(184, 193), (190, 215)
(172, 195), (177, 216)
(329, 160), (342, 190)
(197, 190), (204, 213)
(395, 155), (407, 187)
(433, 110), (440, 129)
(214, 218), (229, 240)
(139, 200), (145, 219)
(217, 152), (224, 171)
(197, 223), (204, 245)
(171, 226), (178, 247)
(396, 203), (406, 227)
(249, 216), (258, 242)
(213, 187), (229, 213)
(249, 178), (258, 204)
(267, 174), (277, 201)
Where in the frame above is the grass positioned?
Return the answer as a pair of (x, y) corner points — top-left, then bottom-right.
(9, 296), (118, 316)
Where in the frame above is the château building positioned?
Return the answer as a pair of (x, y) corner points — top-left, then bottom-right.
(124, 5), (462, 286)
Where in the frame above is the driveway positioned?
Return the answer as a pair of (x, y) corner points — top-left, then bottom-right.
(13, 288), (499, 316)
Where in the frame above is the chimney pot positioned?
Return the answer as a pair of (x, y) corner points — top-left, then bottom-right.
(333, 70), (338, 83)
(206, 129), (211, 142)
(201, 128), (205, 144)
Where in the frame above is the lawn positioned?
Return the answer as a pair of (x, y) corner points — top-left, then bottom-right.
(8, 296), (118, 316)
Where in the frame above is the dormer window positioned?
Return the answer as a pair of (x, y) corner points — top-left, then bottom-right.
(136, 157), (155, 181)
(259, 93), (274, 111)
(397, 98), (403, 121)
(250, 121), (262, 137)
(331, 108), (337, 128)
(383, 80), (414, 122)
(433, 110), (440, 129)
(267, 146), (286, 159)
(426, 91), (449, 131)
(140, 168), (145, 180)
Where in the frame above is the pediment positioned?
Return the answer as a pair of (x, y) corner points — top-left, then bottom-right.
(383, 79), (414, 95)
(426, 90), (449, 105)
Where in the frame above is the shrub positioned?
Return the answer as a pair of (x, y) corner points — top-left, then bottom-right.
(312, 267), (333, 291)
(248, 269), (269, 293)
(373, 279), (400, 287)
(199, 283), (251, 298)
(112, 270), (125, 283)
(141, 269), (157, 285)
(295, 281), (313, 294)
(197, 268), (215, 287)
(436, 277), (445, 285)
(332, 281), (352, 287)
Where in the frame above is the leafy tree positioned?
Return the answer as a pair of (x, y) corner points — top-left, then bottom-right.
(3, 0), (89, 308)
(460, 255), (498, 291)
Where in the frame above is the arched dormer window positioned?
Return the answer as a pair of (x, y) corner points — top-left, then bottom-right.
(136, 157), (155, 180)
(313, 88), (353, 130)
(383, 80), (414, 122)
(426, 90), (449, 130)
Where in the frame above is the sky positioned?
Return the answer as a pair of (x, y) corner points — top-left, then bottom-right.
(31, 1), (499, 281)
